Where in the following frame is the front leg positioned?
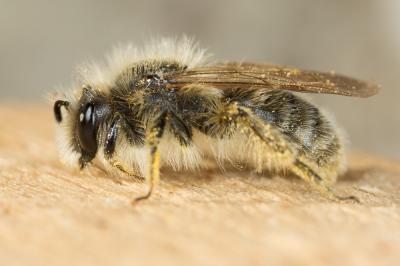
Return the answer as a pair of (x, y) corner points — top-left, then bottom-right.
(104, 117), (120, 159)
(104, 116), (142, 180)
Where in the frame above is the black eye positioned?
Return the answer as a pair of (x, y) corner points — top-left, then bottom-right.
(77, 103), (98, 157)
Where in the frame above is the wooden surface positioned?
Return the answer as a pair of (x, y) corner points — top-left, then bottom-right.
(0, 104), (399, 266)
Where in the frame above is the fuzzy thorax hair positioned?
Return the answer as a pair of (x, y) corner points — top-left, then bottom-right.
(54, 37), (210, 168)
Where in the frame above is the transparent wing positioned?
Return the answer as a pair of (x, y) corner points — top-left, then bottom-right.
(164, 62), (380, 97)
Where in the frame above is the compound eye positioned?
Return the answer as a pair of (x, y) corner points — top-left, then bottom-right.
(77, 103), (98, 156)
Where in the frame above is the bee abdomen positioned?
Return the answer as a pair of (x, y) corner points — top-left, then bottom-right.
(251, 90), (342, 166)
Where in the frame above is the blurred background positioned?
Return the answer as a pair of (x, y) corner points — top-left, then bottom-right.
(0, 0), (399, 159)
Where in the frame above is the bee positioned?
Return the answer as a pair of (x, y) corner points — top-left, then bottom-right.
(53, 37), (380, 203)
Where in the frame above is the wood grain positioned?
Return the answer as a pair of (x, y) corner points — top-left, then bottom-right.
(0, 105), (399, 266)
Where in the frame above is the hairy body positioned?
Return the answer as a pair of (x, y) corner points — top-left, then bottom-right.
(54, 38), (378, 202)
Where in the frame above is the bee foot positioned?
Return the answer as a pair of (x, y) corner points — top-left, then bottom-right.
(334, 194), (361, 204)
(131, 189), (153, 205)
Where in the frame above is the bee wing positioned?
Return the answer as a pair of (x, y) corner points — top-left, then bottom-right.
(165, 62), (380, 97)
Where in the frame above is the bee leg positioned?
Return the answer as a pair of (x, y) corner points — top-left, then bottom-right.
(111, 161), (144, 180)
(291, 160), (360, 203)
(220, 102), (359, 203)
(133, 111), (167, 203)
(220, 102), (294, 165)
(104, 117), (143, 180)
(104, 117), (121, 160)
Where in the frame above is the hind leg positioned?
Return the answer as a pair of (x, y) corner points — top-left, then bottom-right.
(209, 101), (358, 202)
(291, 159), (359, 202)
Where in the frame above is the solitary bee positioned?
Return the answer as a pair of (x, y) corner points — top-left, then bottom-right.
(53, 37), (379, 203)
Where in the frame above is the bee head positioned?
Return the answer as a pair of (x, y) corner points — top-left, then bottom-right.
(53, 86), (110, 169)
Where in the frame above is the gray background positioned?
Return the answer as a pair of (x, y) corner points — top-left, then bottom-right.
(1, 0), (399, 159)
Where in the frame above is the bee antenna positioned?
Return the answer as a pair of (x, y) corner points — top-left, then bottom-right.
(53, 100), (70, 123)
